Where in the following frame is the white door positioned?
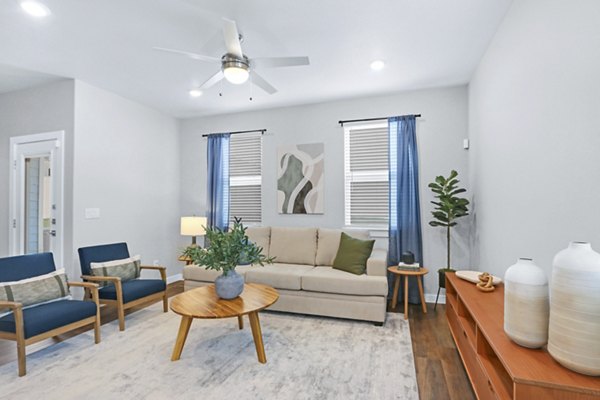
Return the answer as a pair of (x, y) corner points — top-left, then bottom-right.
(9, 131), (65, 267)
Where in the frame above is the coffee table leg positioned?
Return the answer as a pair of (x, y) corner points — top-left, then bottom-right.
(171, 316), (193, 361)
(238, 315), (244, 330)
(391, 275), (401, 309)
(248, 312), (266, 363)
(417, 276), (427, 314)
(404, 276), (409, 320)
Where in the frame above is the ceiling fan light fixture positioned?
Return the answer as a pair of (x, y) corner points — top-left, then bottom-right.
(222, 55), (250, 84)
(223, 66), (249, 85)
(20, 0), (51, 18)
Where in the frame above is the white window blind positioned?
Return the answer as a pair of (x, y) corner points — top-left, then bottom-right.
(229, 132), (262, 225)
(344, 123), (389, 227)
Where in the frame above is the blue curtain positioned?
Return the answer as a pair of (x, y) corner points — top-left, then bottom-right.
(388, 115), (423, 304)
(206, 133), (230, 231)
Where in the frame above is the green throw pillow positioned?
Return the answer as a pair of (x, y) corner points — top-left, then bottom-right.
(0, 269), (71, 317)
(332, 233), (375, 275)
(90, 255), (141, 287)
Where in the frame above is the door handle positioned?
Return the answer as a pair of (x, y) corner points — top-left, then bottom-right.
(49, 230), (57, 237)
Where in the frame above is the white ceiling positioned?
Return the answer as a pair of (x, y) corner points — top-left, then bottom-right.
(0, 0), (512, 118)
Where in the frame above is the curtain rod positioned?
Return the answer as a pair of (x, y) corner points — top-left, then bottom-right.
(202, 129), (267, 138)
(338, 115), (421, 126)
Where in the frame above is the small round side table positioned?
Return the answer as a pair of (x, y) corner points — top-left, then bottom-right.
(387, 266), (429, 320)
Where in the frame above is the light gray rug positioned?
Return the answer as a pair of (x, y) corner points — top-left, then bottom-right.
(0, 304), (418, 400)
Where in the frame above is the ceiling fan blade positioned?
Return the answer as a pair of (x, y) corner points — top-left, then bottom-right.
(153, 47), (220, 63)
(251, 56), (310, 69)
(200, 70), (224, 89)
(222, 18), (243, 58)
(250, 71), (277, 94)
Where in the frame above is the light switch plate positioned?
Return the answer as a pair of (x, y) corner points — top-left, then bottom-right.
(85, 208), (100, 219)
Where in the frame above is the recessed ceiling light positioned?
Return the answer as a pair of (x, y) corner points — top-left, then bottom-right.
(20, 1), (51, 18)
(370, 60), (385, 71)
(189, 89), (203, 98)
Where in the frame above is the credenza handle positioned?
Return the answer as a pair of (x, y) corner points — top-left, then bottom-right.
(487, 380), (494, 393)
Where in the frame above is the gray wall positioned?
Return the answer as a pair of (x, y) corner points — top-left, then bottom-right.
(72, 81), (183, 280)
(0, 80), (75, 271)
(469, 0), (600, 279)
(180, 85), (470, 297)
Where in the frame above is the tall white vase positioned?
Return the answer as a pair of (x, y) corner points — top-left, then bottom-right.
(503, 258), (549, 348)
(548, 242), (600, 376)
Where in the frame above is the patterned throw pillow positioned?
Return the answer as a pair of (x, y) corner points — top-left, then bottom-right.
(90, 255), (141, 287)
(0, 268), (72, 317)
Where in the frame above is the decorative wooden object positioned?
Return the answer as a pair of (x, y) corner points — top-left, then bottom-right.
(445, 272), (600, 400)
(169, 283), (279, 364)
(476, 272), (495, 292)
(388, 267), (428, 320)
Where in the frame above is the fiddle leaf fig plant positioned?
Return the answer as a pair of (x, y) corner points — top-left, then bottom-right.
(428, 170), (470, 273)
(182, 217), (273, 275)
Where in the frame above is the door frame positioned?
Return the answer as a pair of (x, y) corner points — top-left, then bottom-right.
(9, 131), (65, 267)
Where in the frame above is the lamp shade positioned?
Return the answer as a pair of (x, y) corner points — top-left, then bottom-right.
(180, 216), (207, 236)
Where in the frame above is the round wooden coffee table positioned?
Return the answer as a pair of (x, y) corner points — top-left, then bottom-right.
(387, 266), (429, 320)
(170, 283), (279, 363)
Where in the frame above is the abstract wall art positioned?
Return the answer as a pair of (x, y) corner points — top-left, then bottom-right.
(277, 143), (324, 214)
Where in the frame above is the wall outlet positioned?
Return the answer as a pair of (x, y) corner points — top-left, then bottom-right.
(85, 208), (100, 219)
(153, 260), (159, 266)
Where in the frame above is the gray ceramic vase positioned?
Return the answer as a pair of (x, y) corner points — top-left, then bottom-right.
(215, 270), (244, 299)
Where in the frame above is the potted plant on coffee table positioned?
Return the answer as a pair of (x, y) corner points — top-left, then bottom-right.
(182, 217), (273, 299)
(428, 170), (469, 306)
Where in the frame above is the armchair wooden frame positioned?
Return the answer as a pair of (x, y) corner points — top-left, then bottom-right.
(81, 265), (168, 331)
(0, 282), (101, 377)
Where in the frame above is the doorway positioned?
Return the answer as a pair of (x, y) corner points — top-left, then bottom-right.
(9, 131), (64, 267)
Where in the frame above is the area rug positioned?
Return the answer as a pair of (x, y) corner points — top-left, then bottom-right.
(0, 305), (418, 400)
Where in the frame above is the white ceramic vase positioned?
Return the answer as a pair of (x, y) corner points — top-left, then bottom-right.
(503, 258), (549, 348)
(548, 242), (600, 376)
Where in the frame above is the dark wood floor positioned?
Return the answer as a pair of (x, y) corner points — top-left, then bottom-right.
(0, 282), (474, 399)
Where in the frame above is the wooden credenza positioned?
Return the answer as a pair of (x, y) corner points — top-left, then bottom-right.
(445, 272), (600, 400)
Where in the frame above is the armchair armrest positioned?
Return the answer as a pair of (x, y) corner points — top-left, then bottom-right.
(68, 281), (100, 305)
(81, 275), (122, 283)
(0, 300), (23, 311)
(366, 249), (388, 277)
(140, 265), (167, 282)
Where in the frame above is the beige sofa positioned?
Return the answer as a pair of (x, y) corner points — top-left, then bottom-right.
(183, 227), (389, 323)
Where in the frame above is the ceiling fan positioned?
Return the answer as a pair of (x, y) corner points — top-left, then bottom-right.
(154, 18), (310, 95)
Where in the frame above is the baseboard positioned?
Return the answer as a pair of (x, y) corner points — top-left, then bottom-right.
(167, 273), (183, 284)
(424, 293), (446, 305)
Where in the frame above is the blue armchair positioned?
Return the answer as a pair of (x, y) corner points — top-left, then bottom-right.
(0, 253), (100, 377)
(78, 242), (167, 331)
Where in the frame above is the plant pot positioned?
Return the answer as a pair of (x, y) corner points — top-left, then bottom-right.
(504, 258), (549, 348)
(215, 270), (244, 299)
(548, 242), (600, 376)
(438, 268), (455, 289)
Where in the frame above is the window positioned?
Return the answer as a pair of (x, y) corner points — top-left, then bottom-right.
(344, 123), (389, 228)
(229, 132), (262, 225)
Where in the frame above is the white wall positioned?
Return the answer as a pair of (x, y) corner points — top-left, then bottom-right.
(73, 81), (182, 280)
(180, 85), (470, 297)
(469, 0), (600, 280)
(0, 80), (75, 267)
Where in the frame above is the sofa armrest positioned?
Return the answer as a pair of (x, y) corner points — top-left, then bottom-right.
(366, 249), (388, 276)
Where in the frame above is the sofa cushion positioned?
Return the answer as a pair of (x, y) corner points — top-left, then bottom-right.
(316, 228), (369, 266)
(246, 227), (271, 255)
(302, 267), (388, 296)
(332, 233), (375, 275)
(0, 300), (97, 339)
(268, 227), (317, 265)
(244, 263), (314, 290)
(98, 279), (165, 303)
(183, 264), (256, 283)
(90, 255), (141, 287)
(0, 269), (71, 317)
